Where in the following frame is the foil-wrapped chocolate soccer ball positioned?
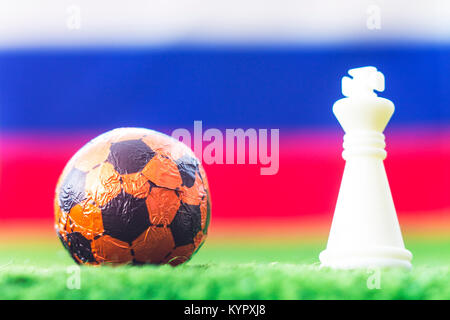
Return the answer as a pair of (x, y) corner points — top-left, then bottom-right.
(54, 127), (211, 266)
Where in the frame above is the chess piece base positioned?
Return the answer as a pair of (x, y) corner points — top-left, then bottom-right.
(319, 246), (412, 270)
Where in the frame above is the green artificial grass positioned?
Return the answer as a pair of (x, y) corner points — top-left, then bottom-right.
(0, 237), (449, 299)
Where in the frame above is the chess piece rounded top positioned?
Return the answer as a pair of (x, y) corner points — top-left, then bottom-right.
(342, 66), (385, 98)
(333, 66), (394, 133)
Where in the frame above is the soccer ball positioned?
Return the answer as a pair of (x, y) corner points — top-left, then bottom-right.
(54, 127), (211, 266)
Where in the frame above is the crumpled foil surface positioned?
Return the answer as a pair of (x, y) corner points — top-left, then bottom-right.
(55, 127), (211, 266)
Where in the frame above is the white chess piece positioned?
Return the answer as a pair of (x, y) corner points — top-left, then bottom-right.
(319, 66), (412, 270)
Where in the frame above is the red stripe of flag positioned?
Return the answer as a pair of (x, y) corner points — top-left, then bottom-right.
(0, 129), (448, 224)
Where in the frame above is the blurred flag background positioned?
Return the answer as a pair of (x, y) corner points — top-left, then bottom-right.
(0, 0), (449, 241)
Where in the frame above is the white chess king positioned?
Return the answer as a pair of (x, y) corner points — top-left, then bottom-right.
(319, 66), (413, 270)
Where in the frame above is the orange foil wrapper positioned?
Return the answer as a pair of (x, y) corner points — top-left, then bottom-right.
(55, 127), (211, 266)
